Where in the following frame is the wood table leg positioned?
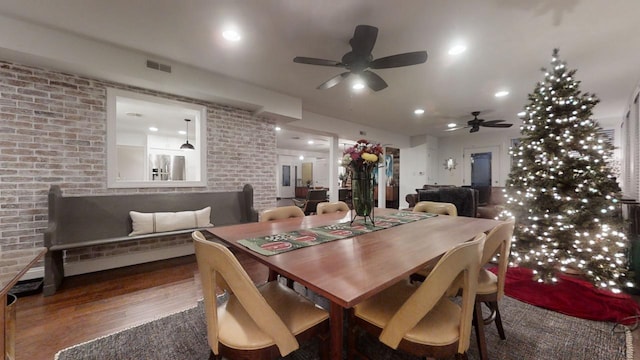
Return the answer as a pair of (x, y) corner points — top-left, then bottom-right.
(329, 302), (344, 360)
(267, 269), (278, 282)
(1, 293), (6, 360)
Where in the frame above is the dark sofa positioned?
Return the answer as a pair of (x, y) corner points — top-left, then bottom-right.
(476, 186), (507, 219)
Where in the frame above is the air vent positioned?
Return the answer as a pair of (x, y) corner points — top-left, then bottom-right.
(359, 130), (367, 136)
(146, 60), (172, 73)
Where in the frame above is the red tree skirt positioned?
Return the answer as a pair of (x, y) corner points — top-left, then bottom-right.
(490, 266), (640, 325)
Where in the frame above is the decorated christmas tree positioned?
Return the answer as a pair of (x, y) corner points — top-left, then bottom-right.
(503, 49), (630, 292)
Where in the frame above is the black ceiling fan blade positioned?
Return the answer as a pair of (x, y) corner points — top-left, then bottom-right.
(293, 57), (343, 67)
(479, 119), (507, 126)
(350, 25), (378, 57)
(469, 126), (480, 133)
(482, 123), (513, 128)
(369, 51), (428, 69)
(361, 70), (388, 91)
(317, 72), (351, 90)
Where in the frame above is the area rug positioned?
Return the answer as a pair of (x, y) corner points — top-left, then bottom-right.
(493, 266), (640, 326)
(55, 296), (631, 360)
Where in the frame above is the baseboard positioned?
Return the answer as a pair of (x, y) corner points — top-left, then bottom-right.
(20, 244), (195, 281)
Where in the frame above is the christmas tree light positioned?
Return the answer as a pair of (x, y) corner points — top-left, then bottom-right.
(502, 49), (630, 293)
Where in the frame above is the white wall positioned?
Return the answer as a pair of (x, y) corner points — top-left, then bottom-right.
(435, 128), (521, 186)
(399, 143), (427, 208)
(276, 155), (296, 198)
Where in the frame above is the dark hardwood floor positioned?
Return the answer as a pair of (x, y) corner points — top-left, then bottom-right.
(14, 250), (640, 360)
(14, 252), (267, 360)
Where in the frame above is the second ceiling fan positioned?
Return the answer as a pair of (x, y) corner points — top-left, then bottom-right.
(449, 111), (514, 133)
(293, 25), (427, 92)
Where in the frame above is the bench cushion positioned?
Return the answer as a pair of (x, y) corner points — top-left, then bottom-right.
(129, 206), (213, 236)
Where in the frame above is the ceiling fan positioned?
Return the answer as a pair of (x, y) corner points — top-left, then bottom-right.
(293, 25), (427, 92)
(449, 111), (514, 133)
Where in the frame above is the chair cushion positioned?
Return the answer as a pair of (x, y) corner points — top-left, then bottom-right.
(476, 268), (498, 295)
(354, 280), (462, 347)
(217, 282), (328, 350)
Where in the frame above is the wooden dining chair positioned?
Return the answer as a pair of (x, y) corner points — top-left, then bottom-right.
(192, 231), (330, 360)
(260, 205), (305, 222)
(473, 220), (515, 360)
(348, 233), (486, 360)
(316, 201), (350, 215)
(413, 201), (458, 216)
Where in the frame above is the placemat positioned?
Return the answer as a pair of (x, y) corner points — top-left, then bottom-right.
(238, 211), (437, 256)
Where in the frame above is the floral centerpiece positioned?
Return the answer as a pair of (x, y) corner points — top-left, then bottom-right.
(341, 140), (383, 222)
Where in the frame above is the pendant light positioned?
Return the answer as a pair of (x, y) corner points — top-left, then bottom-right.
(180, 118), (195, 150)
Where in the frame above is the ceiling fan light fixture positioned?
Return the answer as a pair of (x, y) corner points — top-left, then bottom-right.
(180, 118), (195, 150)
(448, 45), (466, 55)
(352, 81), (365, 90)
(447, 123), (457, 128)
(222, 29), (241, 42)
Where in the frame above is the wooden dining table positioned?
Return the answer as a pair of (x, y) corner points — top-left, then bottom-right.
(207, 208), (504, 360)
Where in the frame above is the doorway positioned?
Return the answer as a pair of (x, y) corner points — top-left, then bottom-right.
(463, 145), (500, 205)
(301, 162), (313, 187)
(471, 152), (492, 205)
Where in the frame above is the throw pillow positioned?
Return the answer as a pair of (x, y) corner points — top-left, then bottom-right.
(129, 207), (213, 236)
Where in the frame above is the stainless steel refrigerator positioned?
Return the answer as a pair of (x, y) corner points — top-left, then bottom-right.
(149, 154), (186, 181)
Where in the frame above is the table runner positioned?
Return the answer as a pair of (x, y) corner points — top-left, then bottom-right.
(238, 211), (437, 256)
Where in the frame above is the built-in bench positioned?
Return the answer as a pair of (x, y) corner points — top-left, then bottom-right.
(43, 184), (258, 296)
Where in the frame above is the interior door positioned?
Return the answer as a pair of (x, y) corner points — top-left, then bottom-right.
(471, 152), (491, 186)
(470, 152), (492, 204)
(463, 145), (500, 187)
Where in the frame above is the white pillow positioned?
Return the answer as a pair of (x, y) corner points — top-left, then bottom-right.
(129, 207), (213, 236)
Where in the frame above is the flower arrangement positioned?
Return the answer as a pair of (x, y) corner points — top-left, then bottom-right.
(342, 139), (383, 221)
(341, 139), (384, 171)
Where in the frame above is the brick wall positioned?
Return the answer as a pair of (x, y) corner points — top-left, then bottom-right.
(0, 60), (276, 262)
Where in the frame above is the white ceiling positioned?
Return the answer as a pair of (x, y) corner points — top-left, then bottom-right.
(1, 0), (639, 148)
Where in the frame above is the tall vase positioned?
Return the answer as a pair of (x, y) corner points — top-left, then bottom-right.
(351, 166), (375, 223)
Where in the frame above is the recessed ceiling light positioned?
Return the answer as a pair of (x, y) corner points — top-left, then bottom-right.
(495, 90), (509, 97)
(517, 111), (526, 118)
(178, 130), (186, 135)
(149, 127), (158, 132)
(447, 123), (457, 128)
(448, 45), (466, 55)
(275, 126), (281, 131)
(299, 155), (304, 160)
(307, 140), (314, 145)
(222, 29), (241, 42)
(414, 108), (425, 115)
(352, 82), (365, 90)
